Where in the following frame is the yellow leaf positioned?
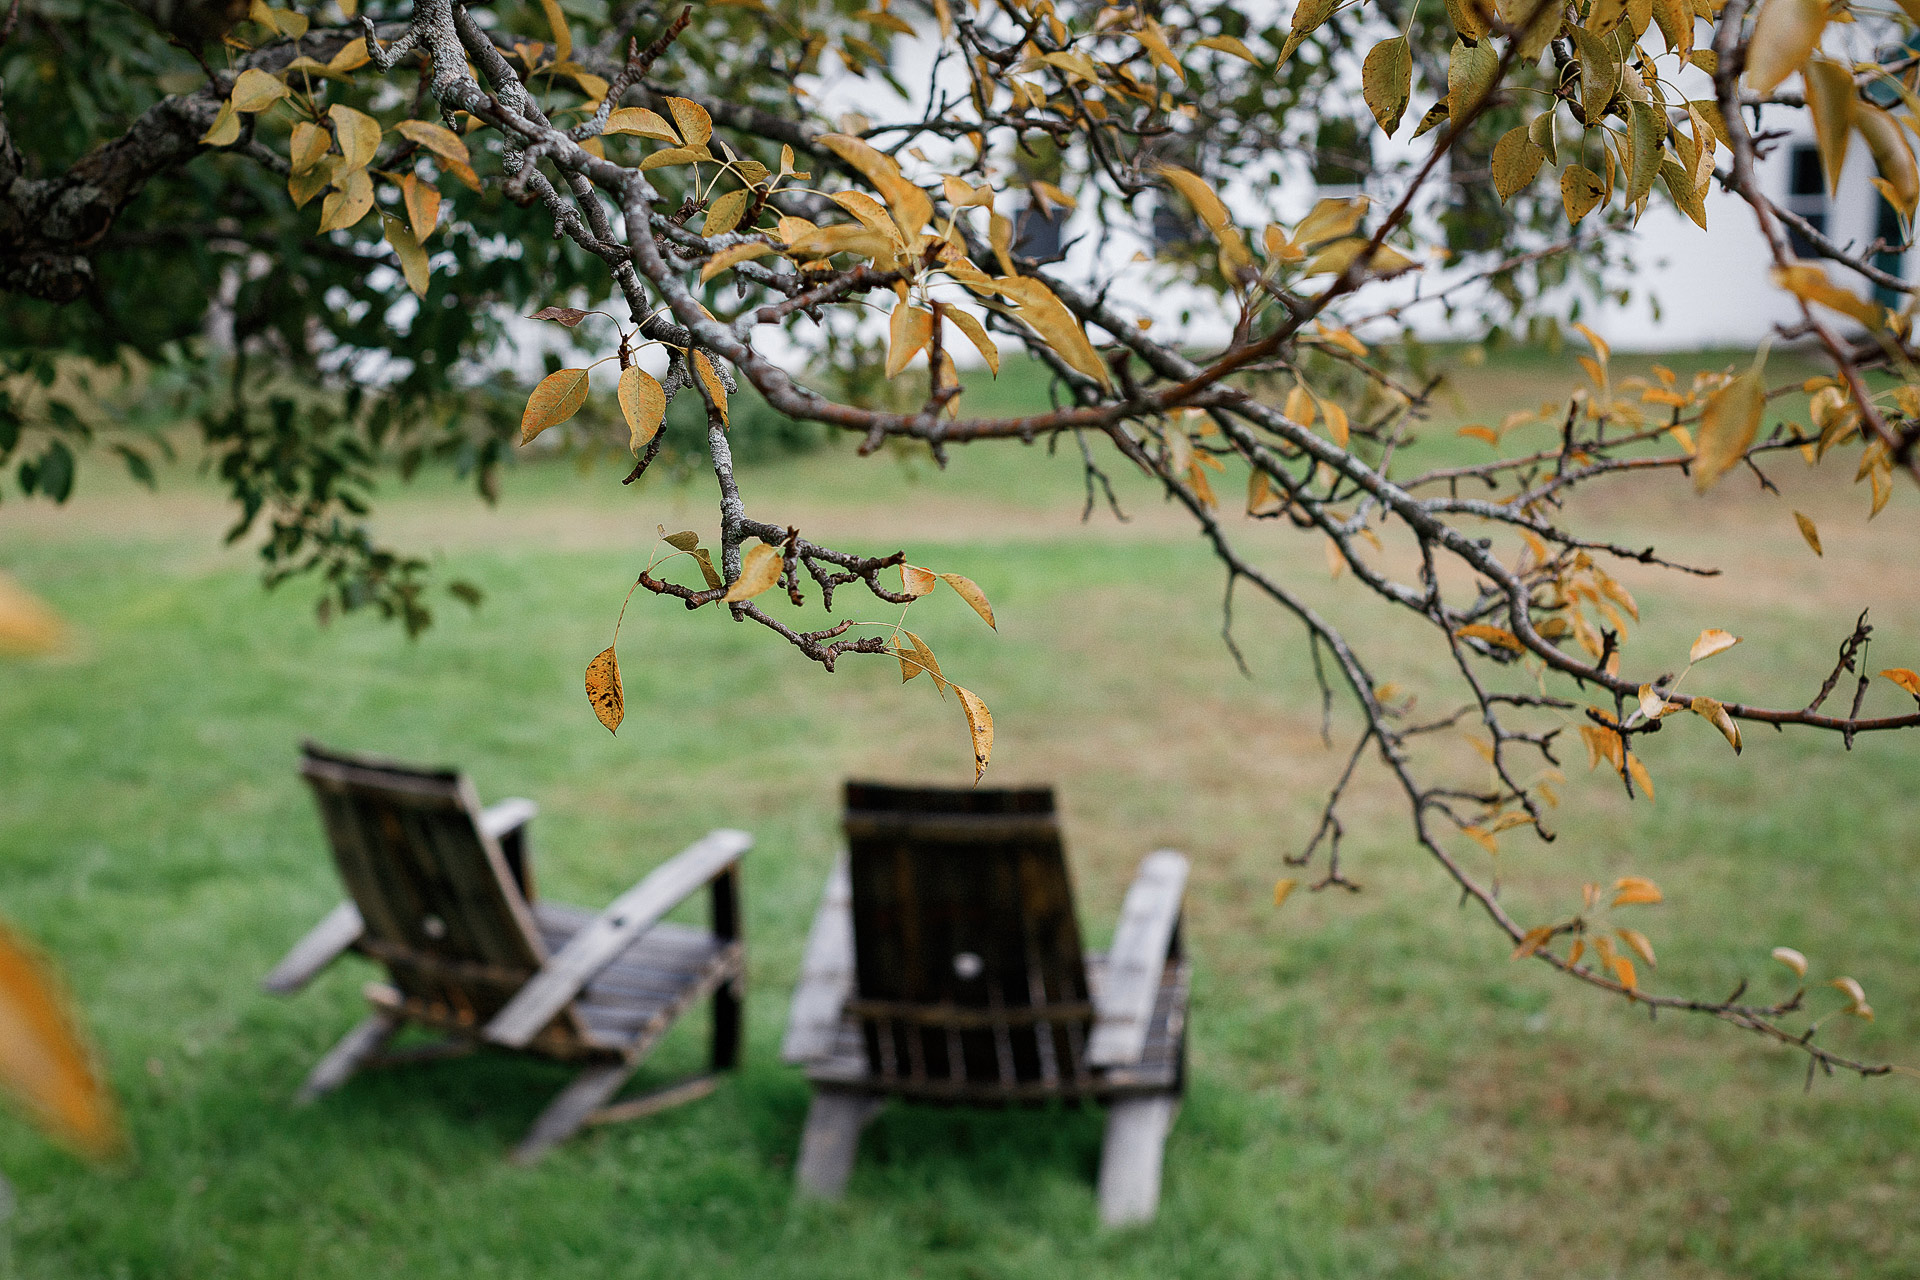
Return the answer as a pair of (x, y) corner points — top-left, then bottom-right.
(1637, 684), (1672, 722)
(317, 167), (374, 232)
(1248, 470), (1286, 516)
(618, 366), (666, 452)
(289, 121), (330, 175)
(1447, 37), (1498, 119)
(701, 188), (751, 237)
(993, 276), (1110, 388)
(1196, 33), (1260, 62)
(1880, 667), (1920, 697)
(1455, 623), (1524, 652)
(382, 214), (430, 297)
(818, 133), (933, 239)
(1771, 945), (1808, 977)
(1693, 364), (1765, 493)
(1134, 15), (1187, 80)
(887, 304), (934, 378)
(1492, 125), (1546, 203)
(1857, 102), (1919, 217)
(955, 686), (994, 782)
(1362, 36), (1412, 135)
(939, 572), (996, 629)
(692, 351), (729, 427)
(1626, 752), (1654, 802)
(230, 67), (289, 113)
(1273, 877), (1299, 908)
(723, 543), (785, 603)
(1744, 0), (1827, 96)
(1280, 0), (1335, 62)
(701, 241), (775, 283)
(1688, 696), (1743, 753)
(1511, 925), (1555, 960)
(0, 923), (121, 1159)
(1803, 57), (1854, 195)
(1830, 976), (1873, 1019)
(536, 0), (572, 63)
(1320, 398), (1349, 447)
(1561, 164), (1605, 225)
(902, 564), (937, 597)
(400, 173), (441, 242)
(519, 368), (590, 443)
(1616, 927), (1657, 968)
(1791, 509), (1823, 557)
(585, 646), (622, 733)
(1689, 628), (1741, 663)
(328, 37), (370, 73)
(395, 119), (471, 166)
(1608, 952), (1638, 991)
(1611, 876), (1663, 907)
(661, 528), (701, 551)
(1462, 825), (1500, 855)
(328, 104), (382, 171)
(1295, 196), (1369, 246)
(0, 571), (65, 655)
(1773, 263), (1883, 328)
(1302, 237), (1416, 279)
(945, 307), (999, 375)
(640, 145), (711, 172)
(667, 96), (713, 146)
(605, 106), (679, 141)
(201, 101), (241, 147)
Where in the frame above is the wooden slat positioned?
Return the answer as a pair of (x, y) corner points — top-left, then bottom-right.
(843, 998), (1093, 1029)
(1087, 850), (1188, 1068)
(261, 901), (364, 994)
(1098, 1095), (1179, 1227)
(484, 829), (752, 1048)
(477, 797), (537, 840)
(781, 853), (854, 1063)
(587, 1075), (717, 1126)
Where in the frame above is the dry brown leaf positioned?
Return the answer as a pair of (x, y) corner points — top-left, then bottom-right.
(887, 304), (934, 378)
(1511, 924), (1554, 960)
(939, 572), (996, 629)
(955, 685), (994, 782)
(1771, 945), (1808, 977)
(1689, 628), (1741, 663)
(1880, 667), (1920, 697)
(692, 351), (729, 427)
(585, 646), (622, 733)
(1626, 752), (1655, 802)
(1455, 623), (1524, 651)
(1616, 927), (1657, 968)
(902, 564), (937, 597)
(1689, 695), (1743, 753)
(1611, 875), (1663, 907)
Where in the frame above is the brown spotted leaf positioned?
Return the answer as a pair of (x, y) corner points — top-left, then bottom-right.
(955, 685), (994, 782)
(618, 366), (667, 453)
(585, 646), (622, 733)
(529, 306), (590, 328)
(520, 368), (590, 444)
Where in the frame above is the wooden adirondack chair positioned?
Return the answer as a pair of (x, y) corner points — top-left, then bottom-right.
(263, 742), (751, 1163)
(781, 781), (1190, 1226)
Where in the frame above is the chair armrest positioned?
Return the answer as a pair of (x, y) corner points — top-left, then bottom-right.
(781, 852), (854, 1064)
(484, 828), (752, 1048)
(1087, 850), (1188, 1068)
(261, 901), (364, 995)
(478, 797), (538, 841)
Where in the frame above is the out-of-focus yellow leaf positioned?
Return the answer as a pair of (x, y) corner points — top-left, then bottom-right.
(1196, 33), (1260, 62)
(1273, 877), (1299, 907)
(1608, 952), (1638, 991)
(520, 368), (590, 443)
(1689, 628), (1741, 663)
(1881, 667), (1920, 697)
(1611, 875), (1663, 907)
(1792, 510), (1823, 556)
(400, 173), (440, 242)
(231, 67), (289, 112)
(955, 685), (994, 782)
(939, 573), (995, 628)
(201, 101), (241, 147)
(1447, 37), (1498, 118)
(0, 923), (120, 1159)
(1771, 945), (1809, 977)
(1626, 752), (1654, 802)
(1744, 0), (1826, 95)
(0, 572), (65, 656)
(993, 275), (1111, 388)
(1693, 364), (1765, 492)
(945, 307), (999, 376)
(1511, 924), (1554, 960)
(701, 241), (775, 283)
(1803, 57), (1854, 195)
(1830, 975), (1873, 1019)
(1773, 263), (1883, 329)
(1616, 927), (1657, 968)
(887, 304), (934, 378)
(1248, 470), (1286, 516)
(618, 366), (666, 452)
(723, 543), (784, 603)
(1857, 102), (1919, 217)
(585, 646), (622, 733)
(1455, 623), (1524, 651)
(289, 121), (330, 175)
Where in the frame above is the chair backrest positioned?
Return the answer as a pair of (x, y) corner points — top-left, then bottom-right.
(299, 742), (574, 1038)
(842, 780), (1093, 1095)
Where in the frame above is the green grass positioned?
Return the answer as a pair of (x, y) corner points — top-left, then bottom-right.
(2, 345), (1918, 1277)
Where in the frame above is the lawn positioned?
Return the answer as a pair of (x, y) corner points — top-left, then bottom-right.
(2, 345), (1917, 1278)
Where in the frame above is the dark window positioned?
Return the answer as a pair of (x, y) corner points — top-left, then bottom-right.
(1874, 195), (1906, 307)
(1152, 200), (1200, 250)
(1013, 202), (1068, 262)
(1783, 144), (1828, 260)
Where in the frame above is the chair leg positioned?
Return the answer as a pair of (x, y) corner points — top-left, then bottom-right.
(794, 1087), (883, 1200)
(296, 1011), (403, 1105)
(1097, 1094), (1179, 1227)
(711, 973), (743, 1071)
(512, 1061), (638, 1165)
